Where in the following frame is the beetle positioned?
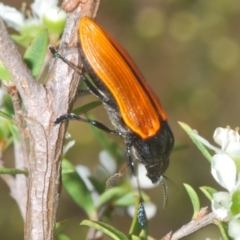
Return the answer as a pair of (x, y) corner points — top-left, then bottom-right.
(50, 17), (174, 185)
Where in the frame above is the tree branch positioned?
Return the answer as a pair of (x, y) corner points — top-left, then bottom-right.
(0, 0), (100, 239)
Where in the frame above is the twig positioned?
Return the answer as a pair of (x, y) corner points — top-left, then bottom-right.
(161, 211), (217, 240)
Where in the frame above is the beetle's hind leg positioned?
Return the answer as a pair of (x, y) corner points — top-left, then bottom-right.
(80, 73), (104, 99)
(54, 113), (119, 135)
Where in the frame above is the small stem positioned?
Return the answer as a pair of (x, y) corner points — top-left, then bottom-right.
(161, 211), (217, 240)
(214, 219), (229, 240)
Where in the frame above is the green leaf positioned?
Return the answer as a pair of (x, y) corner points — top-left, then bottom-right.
(0, 111), (12, 120)
(0, 134), (13, 151)
(0, 168), (27, 175)
(113, 192), (136, 207)
(75, 112), (123, 162)
(146, 236), (156, 240)
(55, 219), (69, 237)
(183, 183), (200, 220)
(11, 25), (46, 48)
(173, 141), (188, 151)
(199, 186), (217, 201)
(23, 29), (49, 78)
(90, 123), (124, 163)
(8, 122), (20, 142)
(114, 192), (149, 207)
(4, 136), (13, 150)
(231, 190), (240, 215)
(139, 228), (148, 240)
(88, 176), (105, 194)
(72, 101), (102, 115)
(57, 234), (71, 240)
(97, 186), (128, 208)
(0, 62), (12, 81)
(11, 34), (33, 48)
(0, 115), (13, 150)
(85, 73), (97, 87)
(80, 220), (128, 240)
(43, 13), (66, 35)
(62, 159), (97, 219)
(3, 94), (14, 116)
(179, 122), (212, 162)
(131, 236), (141, 240)
(0, 116), (11, 140)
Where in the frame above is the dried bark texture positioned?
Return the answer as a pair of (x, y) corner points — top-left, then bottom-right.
(0, 0), (100, 239)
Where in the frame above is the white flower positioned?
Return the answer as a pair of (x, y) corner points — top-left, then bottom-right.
(211, 191), (232, 221)
(76, 165), (99, 205)
(127, 201), (157, 221)
(63, 139), (75, 155)
(131, 163), (158, 189)
(211, 154), (237, 192)
(193, 126), (240, 235)
(99, 150), (117, 175)
(213, 127), (240, 158)
(0, 0), (66, 32)
(205, 238), (223, 240)
(192, 127), (240, 158)
(193, 127), (240, 190)
(0, 3), (25, 31)
(31, 0), (59, 21)
(228, 214), (240, 240)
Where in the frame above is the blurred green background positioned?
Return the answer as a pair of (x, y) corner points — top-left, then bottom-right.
(1, 0), (240, 239)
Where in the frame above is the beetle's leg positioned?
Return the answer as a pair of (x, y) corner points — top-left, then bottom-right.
(50, 48), (116, 133)
(105, 163), (128, 189)
(78, 80), (104, 100)
(50, 46), (82, 73)
(54, 113), (119, 135)
(126, 145), (147, 227)
(80, 73), (104, 99)
(126, 144), (136, 175)
(50, 47), (104, 99)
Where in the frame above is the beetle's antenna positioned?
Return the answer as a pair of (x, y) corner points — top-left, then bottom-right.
(159, 176), (168, 209)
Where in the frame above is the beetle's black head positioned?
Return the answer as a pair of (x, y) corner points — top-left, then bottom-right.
(130, 121), (174, 184)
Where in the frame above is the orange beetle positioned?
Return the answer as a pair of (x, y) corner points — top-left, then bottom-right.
(51, 17), (174, 184)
